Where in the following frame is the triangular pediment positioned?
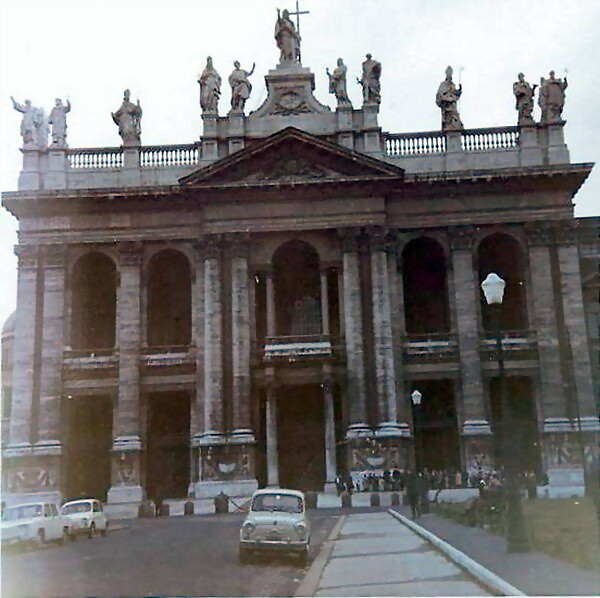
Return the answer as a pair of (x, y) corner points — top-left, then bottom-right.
(179, 127), (404, 187)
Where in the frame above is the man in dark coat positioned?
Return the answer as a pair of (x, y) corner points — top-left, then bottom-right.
(406, 471), (421, 519)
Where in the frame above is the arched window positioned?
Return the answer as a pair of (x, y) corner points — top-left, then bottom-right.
(71, 252), (116, 350)
(147, 249), (192, 347)
(273, 240), (321, 336)
(478, 233), (528, 331)
(401, 237), (450, 334)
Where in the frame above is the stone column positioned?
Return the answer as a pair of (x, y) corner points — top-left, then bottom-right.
(108, 242), (143, 504)
(449, 227), (493, 466)
(265, 375), (279, 487)
(369, 228), (408, 438)
(320, 267), (330, 336)
(265, 268), (276, 337)
(5, 246), (41, 499)
(323, 367), (337, 493)
(339, 229), (369, 439)
(34, 246), (67, 491)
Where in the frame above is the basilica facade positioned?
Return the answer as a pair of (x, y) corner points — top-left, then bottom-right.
(2, 16), (599, 510)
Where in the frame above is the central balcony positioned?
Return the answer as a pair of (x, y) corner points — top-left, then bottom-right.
(263, 334), (333, 363)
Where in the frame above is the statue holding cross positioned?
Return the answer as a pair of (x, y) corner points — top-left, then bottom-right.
(275, 8), (301, 65)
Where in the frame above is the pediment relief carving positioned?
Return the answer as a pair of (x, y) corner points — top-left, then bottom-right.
(240, 156), (335, 182)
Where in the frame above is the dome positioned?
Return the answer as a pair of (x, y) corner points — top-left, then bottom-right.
(1, 311), (16, 339)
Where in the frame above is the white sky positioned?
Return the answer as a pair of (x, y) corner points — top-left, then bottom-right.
(1, 0), (599, 347)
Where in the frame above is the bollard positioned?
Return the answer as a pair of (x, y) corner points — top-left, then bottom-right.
(184, 501), (195, 516)
(305, 491), (318, 510)
(138, 501), (154, 518)
(341, 490), (352, 509)
(214, 492), (229, 514)
(158, 502), (170, 517)
(370, 492), (380, 507)
(391, 492), (400, 506)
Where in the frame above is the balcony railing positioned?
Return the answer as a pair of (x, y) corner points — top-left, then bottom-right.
(141, 345), (195, 367)
(67, 147), (123, 169)
(263, 334), (333, 361)
(400, 333), (458, 362)
(384, 126), (519, 156)
(140, 144), (199, 168)
(63, 348), (117, 369)
(480, 330), (538, 360)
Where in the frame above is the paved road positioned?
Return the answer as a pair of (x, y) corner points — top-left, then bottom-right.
(2, 511), (339, 597)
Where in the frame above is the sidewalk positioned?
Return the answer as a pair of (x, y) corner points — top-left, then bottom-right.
(390, 504), (600, 596)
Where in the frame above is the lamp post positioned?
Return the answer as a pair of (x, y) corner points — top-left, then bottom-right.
(481, 272), (530, 553)
(411, 390), (423, 472)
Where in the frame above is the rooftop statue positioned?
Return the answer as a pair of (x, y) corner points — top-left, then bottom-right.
(436, 66), (463, 131)
(275, 8), (301, 66)
(513, 73), (536, 126)
(10, 96), (46, 148)
(111, 89), (142, 146)
(357, 54), (381, 105)
(199, 56), (222, 114)
(539, 70), (567, 125)
(48, 98), (71, 146)
(229, 61), (255, 114)
(327, 58), (351, 107)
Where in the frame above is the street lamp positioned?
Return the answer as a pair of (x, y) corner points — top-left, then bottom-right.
(481, 272), (530, 553)
(411, 390), (423, 472)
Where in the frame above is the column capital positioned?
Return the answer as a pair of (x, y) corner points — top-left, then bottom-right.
(553, 220), (578, 246)
(368, 226), (397, 254)
(117, 241), (143, 266)
(225, 232), (251, 258)
(525, 221), (553, 247)
(42, 244), (67, 268)
(202, 234), (222, 259)
(338, 227), (362, 253)
(448, 225), (475, 251)
(14, 244), (40, 269)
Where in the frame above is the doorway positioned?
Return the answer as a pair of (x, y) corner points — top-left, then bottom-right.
(277, 384), (325, 491)
(146, 392), (190, 499)
(65, 395), (112, 501)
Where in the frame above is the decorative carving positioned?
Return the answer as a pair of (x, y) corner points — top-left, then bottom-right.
(116, 452), (138, 485)
(199, 56), (221, 114)
(48, 98), (71, 147)
(11, 96), (48, 149)
(368, 226), (396, 254)
(203, 234), (222, 260)
(525, 222), (553, 247)
(225, 232), (251, 258)
(513, 73), (537, 126)
(229, 61), (255, 114)
(275, 8), (301, 66)
(436, 66), (463, 131)
(200, 443), (254, 481)
(338, 227), (361, 253)
(553, 220), (578, 246)
(348, 436), (408, 471)
(448, 225), (474, 251)
(271, 91), (311, 116)
(117, 241), (142, 266)
(327, 58), (351, 107)
(14, 244), (39, 269)
(539, 70), (567, 125)
(7, 462), (58, 492)
(43, 244), (66, 268)
(111, 89), (142, 146)
(357, 54), (381, 105)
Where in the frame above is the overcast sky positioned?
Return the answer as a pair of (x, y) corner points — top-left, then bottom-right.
(1, 0), (599, 351)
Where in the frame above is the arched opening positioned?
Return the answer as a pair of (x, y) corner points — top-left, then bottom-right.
(147, 249), (192, 347)
(478, 233), (528, 331)
(71, 252), (116, 350)
(402, 237), (450, 334)
(272, 240), (321, 336)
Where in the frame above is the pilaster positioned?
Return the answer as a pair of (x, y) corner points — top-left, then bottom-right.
(322, 367), (337, 493)
(45, 147), (68, 189)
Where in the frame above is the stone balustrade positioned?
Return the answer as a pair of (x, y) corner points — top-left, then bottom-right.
(140, 144), (199, 168)
(68, 147), (123, 169)
(400, 333), (458, 363)
(384, 131), (446, 156)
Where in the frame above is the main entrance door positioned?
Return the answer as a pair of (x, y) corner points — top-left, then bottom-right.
(146, 392), (190, 499)
(65, 395), (112, 501)
(277, 384), (325, 491)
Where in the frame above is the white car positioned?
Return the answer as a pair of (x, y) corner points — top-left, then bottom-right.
(61, 499), (108, 538)
(1, 502), (70, 547)
(239, 489), (310, 565)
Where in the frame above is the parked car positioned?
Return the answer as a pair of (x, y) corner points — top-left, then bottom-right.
(1, 502), (69, 547)
(61, 499), (108, 539)
(239, 489), (310, 565)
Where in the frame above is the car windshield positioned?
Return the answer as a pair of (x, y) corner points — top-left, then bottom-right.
(62, 502), (92, 514)
(251, 494), (303, 513)
(3, 504), (43, 521)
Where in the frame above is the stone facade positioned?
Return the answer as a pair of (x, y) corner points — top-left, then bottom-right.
(2, 27), (599, 508)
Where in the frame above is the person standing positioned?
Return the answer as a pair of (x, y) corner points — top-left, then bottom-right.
(406, 471), (421, 519)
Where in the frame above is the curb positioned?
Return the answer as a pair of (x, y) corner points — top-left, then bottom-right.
(294, 514), (347, 597)
(388, 509), (526, 597)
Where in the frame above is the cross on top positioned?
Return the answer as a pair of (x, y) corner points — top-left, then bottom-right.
(288, 0), (309, 36)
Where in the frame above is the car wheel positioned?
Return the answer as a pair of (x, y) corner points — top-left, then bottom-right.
(36, 529), (46, 548)
(88, 523), (96, 539)
(60, 527), (69, 545)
